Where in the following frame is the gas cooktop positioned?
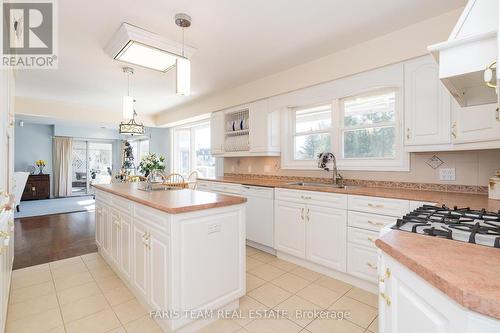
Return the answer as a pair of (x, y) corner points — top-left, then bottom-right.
(392, 205), (500, 248)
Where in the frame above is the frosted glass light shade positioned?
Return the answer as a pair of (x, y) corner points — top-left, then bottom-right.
(123, 95), (134, 119)
(176, 57), (191, 96)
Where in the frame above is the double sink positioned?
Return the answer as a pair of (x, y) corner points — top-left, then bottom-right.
(286, 181), (363, 189)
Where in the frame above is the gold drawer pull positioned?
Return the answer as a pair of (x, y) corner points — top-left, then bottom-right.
(366, 262), (377, 270)
(379, 268), (391, 282)
(367, 237), (376, 243)
(301, 195), (312, 200)
(380, 292), (391, 306)
(368, 220), (385, 226)
(368, 203), (384, 208)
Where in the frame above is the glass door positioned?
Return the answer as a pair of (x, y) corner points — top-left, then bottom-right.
(71, 140), (113, 196)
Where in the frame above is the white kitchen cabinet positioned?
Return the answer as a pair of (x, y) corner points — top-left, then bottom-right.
(274, 200), (306, 258)
(148, 228), (169, 312)
(248, 99), (280, 155)
(451, 100), (500, 145)
(95, 204), (104, 248)
(404, 56), (451, 148)
(210, 111), (225, 155)
(306, 205), (347, 272)
(102, 206), (111, 254)
(110, 208), (121, 267)
(379, 252), (500, 333)
(132, 219), (149, 300)
(120, 214), (132, 280)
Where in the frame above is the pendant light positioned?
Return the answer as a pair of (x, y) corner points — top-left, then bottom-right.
(123, 67), (134, 119)
(119, 67), (145, 136)
(175, 13), (191, 96)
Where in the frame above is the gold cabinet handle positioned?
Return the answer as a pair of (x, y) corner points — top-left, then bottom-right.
(306, 208), (310, 222)
(368, 220), (385, 227)
(451, 121), (457, 139)
(380, 292), (391, 306)
(367, 203), (384, 208)
(366, 262), (377, 270)
(379, 268), (392, 283)
(406, 128), (410, 140)
(300, 207), (304, 221)
(367, 236), (376, 243)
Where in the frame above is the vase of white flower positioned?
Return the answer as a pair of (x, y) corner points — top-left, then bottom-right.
(138, 153), (166, 191)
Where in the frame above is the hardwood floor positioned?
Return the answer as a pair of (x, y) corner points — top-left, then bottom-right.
(13, 211), (97, 270)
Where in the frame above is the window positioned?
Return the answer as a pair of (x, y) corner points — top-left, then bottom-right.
(292, 104), (332, 160)
(340, 90), (396, 159)
(172, 120), (215, 178)
(130, 139), (150, 163)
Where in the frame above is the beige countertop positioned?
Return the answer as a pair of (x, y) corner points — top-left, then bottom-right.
(199, 176), (500, 211)
(376, 232), (500, 320)
(93, 183), (246, 214)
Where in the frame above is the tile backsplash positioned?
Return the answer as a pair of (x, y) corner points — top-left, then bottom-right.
(223, 150), (500, 187)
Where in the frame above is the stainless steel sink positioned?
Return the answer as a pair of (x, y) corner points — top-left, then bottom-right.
(285, 182), (363, 189)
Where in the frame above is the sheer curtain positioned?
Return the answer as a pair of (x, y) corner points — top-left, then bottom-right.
(53, 137), (73, 197)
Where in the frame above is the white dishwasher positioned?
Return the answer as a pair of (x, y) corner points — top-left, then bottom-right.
(198, 181), (274, 251)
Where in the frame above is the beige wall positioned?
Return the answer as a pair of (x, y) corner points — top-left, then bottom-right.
(224, 150), (500, 186)
(156, 8), (462, 126)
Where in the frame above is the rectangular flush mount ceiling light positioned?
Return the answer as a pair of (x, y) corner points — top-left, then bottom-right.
(106, 23), (196, 73)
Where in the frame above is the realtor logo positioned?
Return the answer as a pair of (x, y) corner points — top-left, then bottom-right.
(2, 0), (58, 68)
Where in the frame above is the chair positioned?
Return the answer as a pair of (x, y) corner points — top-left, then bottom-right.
(163, 173), (188, 189)
(187, 171), (199, 189)
(13, 172), (29, 212)
(126, 175), (147, 182)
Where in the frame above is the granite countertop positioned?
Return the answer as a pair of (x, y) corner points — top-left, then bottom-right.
(198, 176), (500, 211)
(376, 232), (500, 320)
(93, 183), (246, 214)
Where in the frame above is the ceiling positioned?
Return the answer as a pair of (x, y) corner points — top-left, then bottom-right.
(15, 0), (466, 117)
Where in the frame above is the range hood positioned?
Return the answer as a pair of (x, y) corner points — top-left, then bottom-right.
(428, 0), (498, 107)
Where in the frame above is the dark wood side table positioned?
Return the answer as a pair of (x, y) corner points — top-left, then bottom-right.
(22, 174), (50, 201)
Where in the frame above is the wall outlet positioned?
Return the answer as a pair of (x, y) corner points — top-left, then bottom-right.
(247, 165), (252, 173)
(439, 168), (456, 181)
(230, 165), (235, 172)
(263, 165), (272, 173)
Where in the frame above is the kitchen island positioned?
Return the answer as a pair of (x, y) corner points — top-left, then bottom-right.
(93, 183), (247, 333)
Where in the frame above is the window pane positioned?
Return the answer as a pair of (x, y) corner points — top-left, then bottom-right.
(193, 124), (215, 178)
(343, 127), (396, 158)
(139, 140), (149, 161)
(174, 130), (191, 176)
(294, 133), (331, 160)
(343, 91), (395, 127)
(295, 105), (331, 133)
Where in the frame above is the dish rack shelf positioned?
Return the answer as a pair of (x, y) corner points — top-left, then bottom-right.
(225, 109), (249, 152)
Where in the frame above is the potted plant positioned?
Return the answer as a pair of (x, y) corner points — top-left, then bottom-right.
(138, 153), (166, 190)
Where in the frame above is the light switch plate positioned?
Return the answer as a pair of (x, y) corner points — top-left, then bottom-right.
(439, 168), (456, 181)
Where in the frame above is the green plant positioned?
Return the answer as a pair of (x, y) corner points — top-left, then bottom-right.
(138, 153), (166, 176)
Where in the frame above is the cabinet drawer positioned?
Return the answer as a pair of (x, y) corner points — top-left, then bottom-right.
(110, 195), (132, 215)
(347, 243), (378, 283)
(348, 211), (396, 232)
(348, 227), (378, 250)
(210, 182), (243, 195)
(196, 181), (212, 190)
(348, 195), (409, 217)
(134, 203), (170, 233)
(95, 190), (111, 205)
(275, 189), (347, 209)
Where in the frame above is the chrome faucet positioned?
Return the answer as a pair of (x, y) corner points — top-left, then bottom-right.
(318, 152), (343, 186)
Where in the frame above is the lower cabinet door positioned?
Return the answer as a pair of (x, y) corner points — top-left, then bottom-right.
(120, 214), (132, 280)
(132, 220), (149, 299)
(148, 228), (169, 311)
(102, 207), (110, 254)
(347, 243), (378, 282)
(110, 209), (121, 267)
(95, 205), (103, 248)
(274, 200), (306, 258)
(306, 206), (347, 272)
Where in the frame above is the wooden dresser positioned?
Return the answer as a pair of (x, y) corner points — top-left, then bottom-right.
(22, 174), (50, 200)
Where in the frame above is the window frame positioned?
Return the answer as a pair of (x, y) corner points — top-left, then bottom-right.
(128, 138), (150, 164)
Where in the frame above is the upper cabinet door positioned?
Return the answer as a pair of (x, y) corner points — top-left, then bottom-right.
(249, 99), (280, 154)
(404, 56), (451, 147)
(451, 100), (500, 144)
(210, 111), (225, 155)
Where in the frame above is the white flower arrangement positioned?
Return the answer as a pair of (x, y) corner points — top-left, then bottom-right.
(138, 153), (166, 176)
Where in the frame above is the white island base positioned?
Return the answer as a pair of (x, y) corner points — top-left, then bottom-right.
(94, 188), (246, 333)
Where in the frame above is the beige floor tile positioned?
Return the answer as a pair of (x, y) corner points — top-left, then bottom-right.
(296, 284), (342, 309)
(85, 257), (110, 271)
(245, 317), (302, 333)
(12, 263), (50, 279)
(113, 299), (148, 325)
(81, 252), (101, 262)
(123, 315), (163, 333)
(367, 316), (378, 333)
(51, 261), (88, 280)
(103, 285), (135, 306)
(250, 252), (276, 263)
(6, 307), (63, 333)
(196, 319), (241, 333)
(274, 295), (322, 327)
(246, 246), (260, 256)
(345, 288), (378, 308)
(90, 266), (117, 280)
(329, 296), (377, 329)
(65, 308), (120, 333)
(11, 269), (52, 290)
(54, 271), (94, 291)
(306, 317), (364, 333)
(105, 327), (126, 333)
(248, 264), (286, 281)
(246, 273), (266, 292)
(50, 256), (83, 269)
(44, 326), (66, 333)
(271, 273), (310, 294)
(234, 296), (269, 327)
(267, 258), (297, 272)
(61, 293), (109, 323)
(290, 267), (322, 283)
(57, 281), (102, 305)
(315, 276), (352, 294)
(247, 257), (266, 271)
(95, 275), (127, 291)
(9, 281), (55, 304)
(7, 293), (59, 322)
(248, 283), (292, 308)
(235, 328), (249, 333)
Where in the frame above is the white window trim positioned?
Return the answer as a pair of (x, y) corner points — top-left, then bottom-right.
(128, 138), (150, 163)
(281, 87), (409, 171)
